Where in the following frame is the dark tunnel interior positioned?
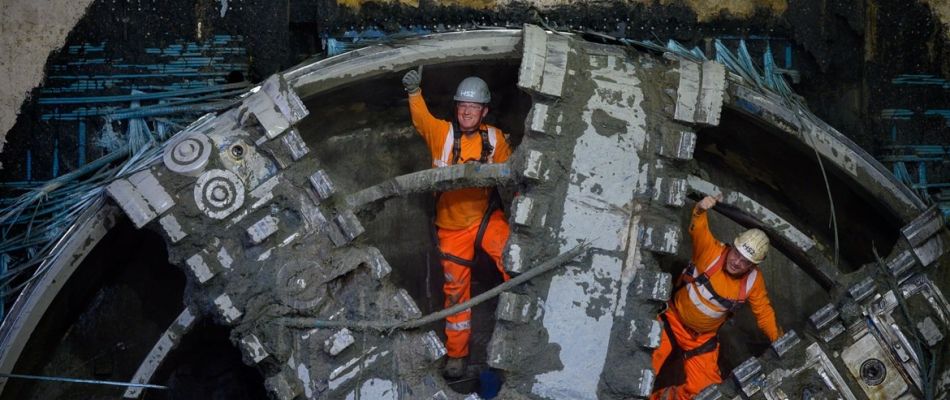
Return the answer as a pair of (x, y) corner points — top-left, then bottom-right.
(0, 220), (266, 399)
(694, 109), (903, 273)
(654, 108), (904, 383)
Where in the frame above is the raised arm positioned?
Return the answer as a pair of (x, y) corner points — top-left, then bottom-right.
(690, 195), (723, 265)
(403, 68), (447, 147)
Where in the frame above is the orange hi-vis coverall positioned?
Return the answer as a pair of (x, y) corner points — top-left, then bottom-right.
(409, 90), (512, 358)
(650, 205), (781, 400)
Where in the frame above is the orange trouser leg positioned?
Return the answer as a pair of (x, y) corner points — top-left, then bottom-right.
(439, 226), (473, 358)
(441, 256), (472, 358)
(681, 342), (721, 396)
(479, 210), (511, 282)
(437, 210), (512, 358)
(649, 310), (722, 400)
(651, 315), (674, 381)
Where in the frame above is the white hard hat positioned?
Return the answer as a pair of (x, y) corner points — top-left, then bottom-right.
(734, 229), (769, 264)
(454, 76), (491, 103)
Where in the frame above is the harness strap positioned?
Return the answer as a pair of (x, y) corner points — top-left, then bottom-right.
(680, 247), (754, 312)
(451, 121), (463, 165)
(430, 190), (501, 268)
(473, 193), (500, 250)
(694, 273), (740, 311)
(682, 335), (719, 359)
(429, 213), (477, 268)
(659, 312), (680, 354)
(659, 312), (719, 360)
(450, 122), (494, 165)
(479, 127), (494, 163)
(443, 251), (479, 268)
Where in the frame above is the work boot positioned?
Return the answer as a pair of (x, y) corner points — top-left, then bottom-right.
(444, 357), (466, 379)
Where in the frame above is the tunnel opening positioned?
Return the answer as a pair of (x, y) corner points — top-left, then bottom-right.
(693, 109), (903, 273)
(0, 219), (184, 399)
(146, 321), (268, 400)
(297, 61), (531, 393)
(652, 108), (908, 387)
(0, 218), (266, 399)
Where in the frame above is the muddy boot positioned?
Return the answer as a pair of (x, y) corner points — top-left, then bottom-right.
(444, 357), (466, 379)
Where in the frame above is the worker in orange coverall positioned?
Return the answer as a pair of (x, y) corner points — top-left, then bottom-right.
(402, 67), (512, 378)
(651, 195), (782, 399)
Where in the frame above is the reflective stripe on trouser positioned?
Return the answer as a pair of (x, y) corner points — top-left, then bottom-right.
(650, 309), (721, 400)
(438, 209), (511, 358)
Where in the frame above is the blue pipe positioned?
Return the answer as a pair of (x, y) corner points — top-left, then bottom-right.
(891, 75), (950, 88)
(41, 87), (245, 120)
(39, 82), (248, 105)
(52, 137), (59, 178)
(0, 254), (6, 321)
(784, 45), (792, 69)
(78, 121), (86, 167)
(106, 103), (229, 120)
(49, 72), (231, 80)
(25, 150), (31, 182)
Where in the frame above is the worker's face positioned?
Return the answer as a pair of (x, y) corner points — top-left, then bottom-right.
(456, 102), (488, 133)
(725, 246), (756, 277)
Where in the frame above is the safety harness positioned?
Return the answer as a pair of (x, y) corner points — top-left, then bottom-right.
(659, 312), (719, 360)
(680, 246), (755, 314)
(430, 122), (499, 268)
(451, 121), (494, 165)
(432, 193), (501, 268)
(433, 123), (497, 168)
(662, 246), (756, 359)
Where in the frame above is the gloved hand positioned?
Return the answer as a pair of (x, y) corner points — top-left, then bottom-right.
(697, 194), (722, 211)
(402, 67), (422, 94)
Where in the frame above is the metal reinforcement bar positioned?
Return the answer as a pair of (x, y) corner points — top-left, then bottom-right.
(279, 242), (590, 332)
